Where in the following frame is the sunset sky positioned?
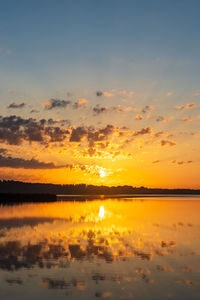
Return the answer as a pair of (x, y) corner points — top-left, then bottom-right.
(0, 0), (200, 188)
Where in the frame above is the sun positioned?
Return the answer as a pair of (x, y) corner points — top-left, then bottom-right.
(99, 169), (106, 178)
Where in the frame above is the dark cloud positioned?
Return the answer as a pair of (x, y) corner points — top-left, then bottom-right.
(160, 140), (176, 146)
(7, 102), (25, 109)
(132, 127), (152, 136)
(87, 125), (115, 146)
(172, 160), (193, 165)
(30, 109), (39, 114)
(70, 126), (88, 142)
(0, 148), (7, 154)
(45, 126), (69, 142)
(96, 91), (103, 96)
(0, 154), (70, 169)
(141, 105), (155, 114)
(0, 115), (70, 145)
(44, 99), (71, 110)
(156, 116), (165, 122)
(156, 116), (172, 122)
(93, 105), (108, 115)
(70, 125), (115, 154)
(152, 160), (160, 164)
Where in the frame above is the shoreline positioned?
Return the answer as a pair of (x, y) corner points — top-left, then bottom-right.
(0, 193), (200, 205)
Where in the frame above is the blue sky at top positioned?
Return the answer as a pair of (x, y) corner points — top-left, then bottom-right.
(0, 0), (200, 102)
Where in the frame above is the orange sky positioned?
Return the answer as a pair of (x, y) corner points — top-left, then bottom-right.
(0, 91), (200, 188)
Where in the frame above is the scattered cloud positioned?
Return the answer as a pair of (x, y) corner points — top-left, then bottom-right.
(156, 116), (173, 122)
(136, 114), (143, 120)
(141, 105), (155, 114)
(93, 105), (108, 115)
(132, 127), (152, 136)
(175, 105), (185, 110)
(128, 91), (135, 96)
(44, 98), (71, 110)
(186, 103), (195, 109)
(172, 160), (193, 165)
(160, 140), (176, 146)
(175, 103), (195, 110)
(181, 116), (191, 122)
(103, 92), (112, 97)
(96, 91), (103, 97)
(30, 109), (39, 114)
(118, 90), (126, 95)
(8, 102), (25, 109)
(73, 98), (88, 109)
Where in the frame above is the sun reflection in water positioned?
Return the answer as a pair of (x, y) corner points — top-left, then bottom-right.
(99, 205), (104, 219)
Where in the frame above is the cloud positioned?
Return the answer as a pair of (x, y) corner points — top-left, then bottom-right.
(96, 91), (103, 96)
(175, 105), (185, 110)
(30, 109), (39, 114)
(160, 140), (176, 146)
(152, 160), (160, 163)
(128, 91), (135, 96)
(8, 102), (25, 109)
(93, 105), (108, 115)
(141, 105), (155, 114)
(117, 90), (126, 95)
(132, 127), (152, 136)
(181, 116), (191, 121)
(70, 126), (88, 142)
(175, 103), (195, 110)
(73, 98), (88, 109)
(112, 105), (135, 113)
(96, 91), (112, 97)
(136, 114), (143, 120)
(156, 116), (173, 122)
(186, 103), (195, 109)
(103, 92), (112, 97)
(70, 125), (115, 146)
(172, 160), (193, 165)
(44, 99), (71, 110)
(0, 115), (70, 145)
(0, 154), (71, 169)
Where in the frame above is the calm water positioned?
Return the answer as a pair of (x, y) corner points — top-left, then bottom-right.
(0, 197), (200, 300)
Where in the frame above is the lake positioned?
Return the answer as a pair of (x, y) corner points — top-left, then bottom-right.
(0, 197), (200, 300)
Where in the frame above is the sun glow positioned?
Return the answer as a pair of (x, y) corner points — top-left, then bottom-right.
(99, 169), (106, 178)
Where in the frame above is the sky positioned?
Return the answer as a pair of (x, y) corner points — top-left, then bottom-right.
(0, 0), (200, 188)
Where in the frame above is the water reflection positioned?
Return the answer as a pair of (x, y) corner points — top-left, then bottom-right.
(0, 198), (200, 300)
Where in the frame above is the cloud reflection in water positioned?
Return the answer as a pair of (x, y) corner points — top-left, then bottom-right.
(0, 199), (199, 300)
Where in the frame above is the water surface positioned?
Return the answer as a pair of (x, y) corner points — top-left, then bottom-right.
(0, 197), (200, 299)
